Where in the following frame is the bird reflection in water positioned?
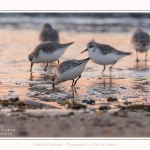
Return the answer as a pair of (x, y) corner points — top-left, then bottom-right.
(102, 74), (113, 90)
(135, 60), (149, 72)
(71, 86), (78, 98)
(29, 72), (33, 81)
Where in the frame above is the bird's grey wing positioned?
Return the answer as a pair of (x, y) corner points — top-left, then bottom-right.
(35, 42), (62, 54)
(98, 44), (130, 55)
(43, 42), (62, 53)
(132, 31), (150, 46)
(40, 28), (59, 42)
(115, 50), (131, 55)
(98, 44), (116, 55)
(58, 59), (88, 74)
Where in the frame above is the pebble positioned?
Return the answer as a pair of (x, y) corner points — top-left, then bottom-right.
(124, 101), (132, 105)
(17, 115), (28, 120)
(107, 97), (118, 102)
(25, 92), (32, 96)
(8, 89), (15, 93)
(80, 118), (84, 121)
(113, 111), (128, 117)
(82, 100), (87, 103)
(142, 98), (148, 102)
(7, 93), (13, 97)
(15, 81), (22, 85)
(68, 112), (75, 116)
(99, 106), (111, 110)
(82, 100), (95, 105)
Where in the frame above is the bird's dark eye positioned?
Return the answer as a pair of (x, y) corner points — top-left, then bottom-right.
(52, 75), (55, 82)
(89, 45), (93, 48)
(29, 55), (33, 62)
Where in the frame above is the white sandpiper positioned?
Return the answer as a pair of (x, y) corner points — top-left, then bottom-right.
(39, 23), (59, 43)
(81, 41), (132, 74)
(131, 29), (150, 62)
(51, 58), (90, 91)
(28, 41), (73, 72)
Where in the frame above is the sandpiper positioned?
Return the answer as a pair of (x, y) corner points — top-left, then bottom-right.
(39, 23), (59, 43)
(81, 41), (132, 74)
(51, 58), (90, 91)
(131, 29), (150, 62)
(29, 41), (73, 72)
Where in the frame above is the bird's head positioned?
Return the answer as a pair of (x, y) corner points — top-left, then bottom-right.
(42, 23), (52, 29)
(28, 53), (35, 63)
(81, 41), (97, 54)
(51, 74), (59, 84)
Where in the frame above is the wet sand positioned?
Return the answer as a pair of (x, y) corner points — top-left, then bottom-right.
(0, 24), (150, 137)
(1, 110), (150, 137)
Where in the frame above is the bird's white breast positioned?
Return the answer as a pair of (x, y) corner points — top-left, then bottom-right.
(88, 48), (124, 65)
(133, 44), (150, 52)
(56, 61), (88, 83)
(35, 48), (65, 63)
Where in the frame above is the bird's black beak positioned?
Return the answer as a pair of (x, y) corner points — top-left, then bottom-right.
(81, 49), (88, 54)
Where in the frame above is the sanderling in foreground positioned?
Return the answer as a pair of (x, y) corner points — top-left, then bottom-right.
(39, 23), (59, 43)
(29, 41), (73, 72)
(51, 58), (90, 91)
(81, 41), (132, 74)
(131, 29), (150, 62)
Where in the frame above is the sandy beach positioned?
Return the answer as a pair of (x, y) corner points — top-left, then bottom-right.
(0, 13), (150, 137)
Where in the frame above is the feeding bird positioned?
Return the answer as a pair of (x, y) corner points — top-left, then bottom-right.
(51, 58), (90, 91)
(29, 41), (73, 72)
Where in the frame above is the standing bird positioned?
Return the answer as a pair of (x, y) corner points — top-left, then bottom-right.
(51, 58), (90, 91)
(81, 41), (132, 74)
(39, 23), (59, 43)
(39, 23), (60, 68)
(29, 41), (73, 72)
(131, 29), (150, 62)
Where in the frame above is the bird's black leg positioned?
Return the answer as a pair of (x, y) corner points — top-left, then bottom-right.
(73, 75), (81, 87)
(109, 74), (112, 89)
(102, 65), (106, 74)
(136, 50), (139, 62)
(103, 77), (106, 88)
(71, 79), (75, 87)
(30, 63), (33, 72)
(52, 83), (55, 93)
(44, 63), (48, 71)
(57, 60), (59, 65)
(110, 61), (117, 72)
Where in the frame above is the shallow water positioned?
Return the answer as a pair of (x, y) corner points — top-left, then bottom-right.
(0, 14), (150, 114)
